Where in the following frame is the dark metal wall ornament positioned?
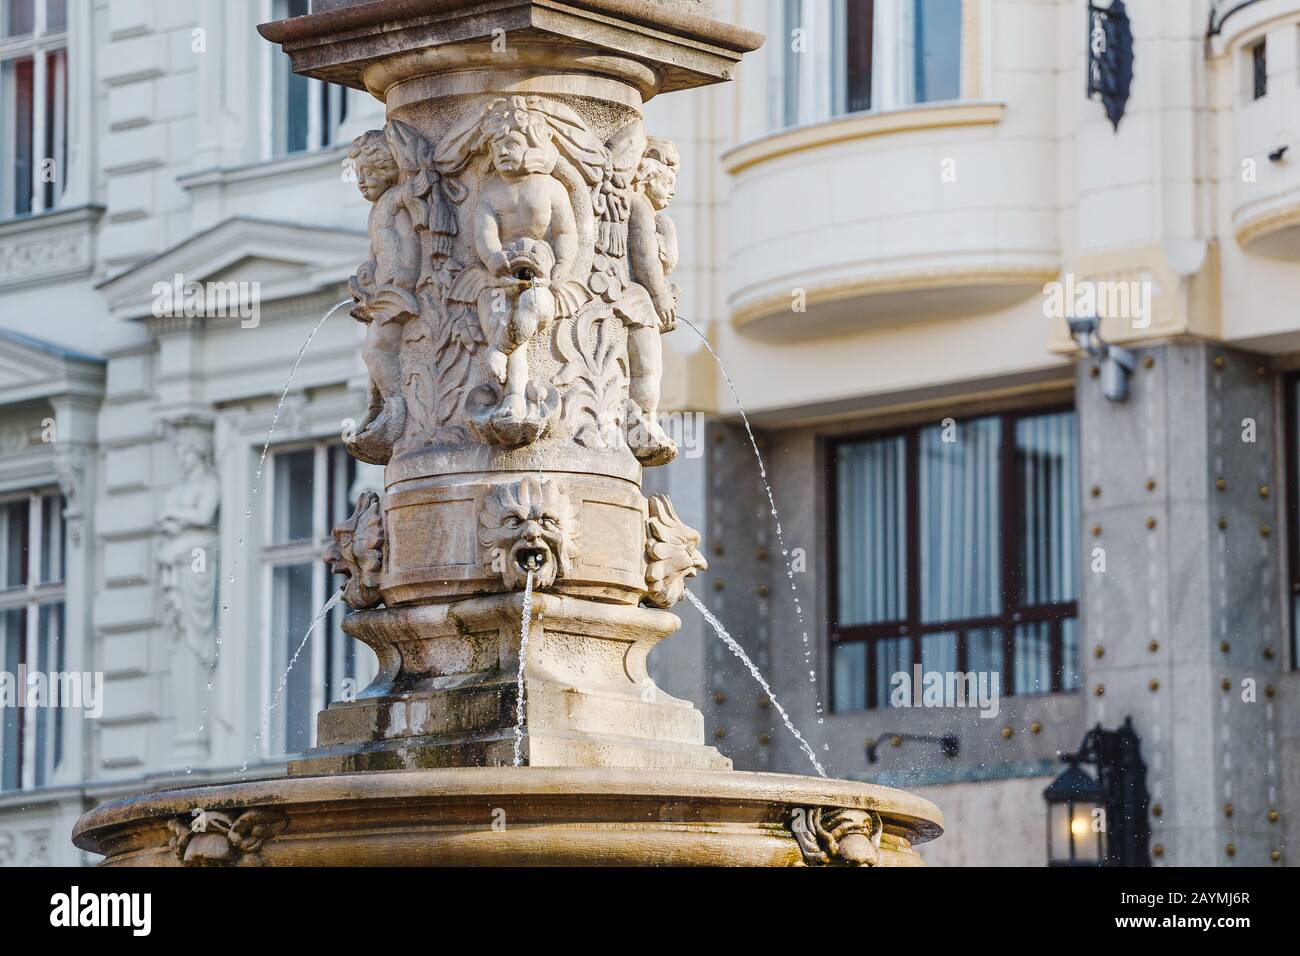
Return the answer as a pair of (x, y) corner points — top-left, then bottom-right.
(1087, 1), (1134, 131)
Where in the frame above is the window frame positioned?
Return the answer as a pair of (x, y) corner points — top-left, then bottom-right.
(262, 0), (349, 159)
(826, 404), (1080, 712)
(773, 0), (973, 131)
(0, 486), (66, 791)
(258, 440), (356, 758)
(0, 0), (68, 219)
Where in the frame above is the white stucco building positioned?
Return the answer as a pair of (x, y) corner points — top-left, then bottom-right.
(1, 0), (1297, 867)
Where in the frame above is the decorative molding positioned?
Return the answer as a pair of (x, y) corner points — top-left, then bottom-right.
(1234, 201), (1300, 255)
(731, 264), (1061, 339)
(721, 102), (1006, 176)
(0, 205), (103, 292)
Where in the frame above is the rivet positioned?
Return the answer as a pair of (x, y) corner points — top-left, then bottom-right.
(1153, 844), (1164, 858)
(756, 585), (770, 597)
(757, 695), (771, 710)
(1269, 810), (1279, 823)
(712, 691), (727, 704)
(890, 735), (903, 748)
(758, 733), (771, 746)
(1094, 645), (1105, 659)
(1152, 803), (1163, 818)
(1090, 485), (1101, 498)
(755, 547), (769, 561)
(1225, 843), (1236, 857)
(1001, 726), (1013, 739)
(1149, 678), (1160, 692)
(1221, 678), (1231, 691)
(1266, 684), (1276, 698)
(1220, 641), (1230, 654)
(1217, 517), (1228, 530)
(1224, 802), (1234, 818)
(1215, 478), (1226, 492)
(1146, 516), (1157, 530)
(1214, 356), (1225, 369)
(1264, 646), (1276, 660)
(713, 579), (725, 592)
(1144, 356), (1155, 370)
(1148, 640), (1160, 653)
(756, 437), (768, 450)
(1094, 684), (1105, 697)
(1260, 485), (1270, 498)
(1261, 524), (1271, 538)
(1271, 849), (1282, 862)
(1030, 721), (1042, 734)
(1090, 365), (1100, 379)
(712, 544), (725, 557)
(1145, 479), (1156, 492)
(1090, 523), (1102, 537)
(713, 726), (727, 740)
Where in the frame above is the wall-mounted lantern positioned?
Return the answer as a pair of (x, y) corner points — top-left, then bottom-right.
(1043, 717), (1151, 867)
(1088, 1), (1134, 130)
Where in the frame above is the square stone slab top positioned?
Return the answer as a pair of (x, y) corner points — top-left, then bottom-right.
(258, 0), (764, 102)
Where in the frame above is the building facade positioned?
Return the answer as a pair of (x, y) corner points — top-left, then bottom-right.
(0, 0), (1297, 867)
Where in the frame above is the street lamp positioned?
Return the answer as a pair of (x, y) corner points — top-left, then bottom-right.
(1043, 717), (1151, 867)
(1043, 759), (1107, 866)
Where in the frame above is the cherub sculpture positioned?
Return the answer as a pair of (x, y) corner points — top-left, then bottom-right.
(437, 96), (603, 446)
(347, 121), (454, 463)
(620, 135), (682, 465)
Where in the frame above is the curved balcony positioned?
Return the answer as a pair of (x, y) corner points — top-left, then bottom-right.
(722, 102), (1060, 342)
(1214, 1), (1300, 259)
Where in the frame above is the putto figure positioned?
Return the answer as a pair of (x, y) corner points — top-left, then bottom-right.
(621, 136), (682, 465)
(348, 121), (453, 463)
(438, 96), (603, 446)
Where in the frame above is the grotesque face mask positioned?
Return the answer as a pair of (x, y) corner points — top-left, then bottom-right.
(479, 476), (580, 590)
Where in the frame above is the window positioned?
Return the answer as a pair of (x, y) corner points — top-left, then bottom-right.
(269, 0), (348, 156)
(828, 408), (1080, 712)
(775, 0), (964, 130)
(261, 443), (359, 755)
(0, 488), (66, 790)
(0, 0), (68, 218)
(1250, 39), (1267, 100)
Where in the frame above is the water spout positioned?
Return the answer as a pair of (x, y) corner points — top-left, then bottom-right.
(513, 569), (536, 767)
(685, 589), (826, 778)
(677, 317), (826, 728)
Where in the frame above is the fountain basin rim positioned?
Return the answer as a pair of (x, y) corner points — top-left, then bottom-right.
(74, 767), (943, 861)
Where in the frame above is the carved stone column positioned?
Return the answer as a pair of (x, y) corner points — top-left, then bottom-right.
(260, 0), (762, 773)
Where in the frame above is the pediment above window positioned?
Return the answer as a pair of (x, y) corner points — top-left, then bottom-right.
(0, 328), (105, 407)
(96, 217), (367, 321)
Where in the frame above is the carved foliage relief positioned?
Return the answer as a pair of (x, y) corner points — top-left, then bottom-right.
(345, 97), (683, 466)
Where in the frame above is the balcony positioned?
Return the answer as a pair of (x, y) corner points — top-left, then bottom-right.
(1214, 1), (1300, 259)
(722, 102), (1060, 341)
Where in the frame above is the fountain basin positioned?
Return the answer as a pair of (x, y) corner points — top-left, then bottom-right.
(73, 767), (942, 867)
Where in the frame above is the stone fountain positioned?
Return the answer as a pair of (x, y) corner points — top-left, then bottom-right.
(73, 0), (942, 866)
